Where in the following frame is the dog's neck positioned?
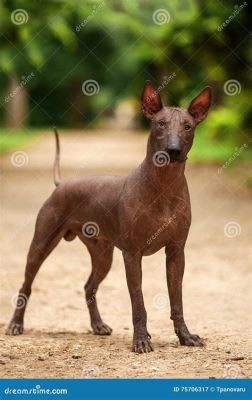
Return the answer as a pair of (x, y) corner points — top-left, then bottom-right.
(139, 137), (186, 197)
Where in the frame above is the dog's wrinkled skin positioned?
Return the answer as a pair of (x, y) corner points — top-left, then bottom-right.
(7, 81), (212, 353)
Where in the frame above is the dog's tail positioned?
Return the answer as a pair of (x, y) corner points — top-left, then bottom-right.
(53, 127), (62, 187)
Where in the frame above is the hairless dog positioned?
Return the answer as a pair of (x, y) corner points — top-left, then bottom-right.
(7, 81), (212, 353)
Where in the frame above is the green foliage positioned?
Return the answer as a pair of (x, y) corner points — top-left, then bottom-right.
(0, 129), (39, 153)
(189, 129), (252, 163)
(0, 0), (251, 151)
(203, 107), (242, 141)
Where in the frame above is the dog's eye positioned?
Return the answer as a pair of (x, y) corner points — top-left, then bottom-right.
(184, 124), (192, 131)
(158, 120), (166, 128)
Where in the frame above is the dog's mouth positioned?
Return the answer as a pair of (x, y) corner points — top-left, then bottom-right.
(164, 148), (188, 164)
(169, 156), (187, 164)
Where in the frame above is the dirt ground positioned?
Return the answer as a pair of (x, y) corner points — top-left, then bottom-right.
(0, 130), (251, 378)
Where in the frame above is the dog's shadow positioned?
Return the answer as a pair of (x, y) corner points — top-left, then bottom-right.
(1, 324), (181, 352)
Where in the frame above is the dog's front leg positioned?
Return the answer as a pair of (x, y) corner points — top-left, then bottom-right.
(123, 250), (153, 353)
(165, 246), (203, 346)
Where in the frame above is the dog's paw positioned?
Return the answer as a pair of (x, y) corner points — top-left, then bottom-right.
(92, 321), (112, 336)
(6, 321), (24, 336)
(179, 333), (204, 347)
(133, 336), (154, 353)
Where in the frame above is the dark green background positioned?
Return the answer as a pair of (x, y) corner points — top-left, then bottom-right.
(0, 0), (251, 148)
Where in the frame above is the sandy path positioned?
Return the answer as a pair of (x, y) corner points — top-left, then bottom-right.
(0, 130), (251, 378)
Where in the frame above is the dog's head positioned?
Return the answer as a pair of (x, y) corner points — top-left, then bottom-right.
(141, 81), (212, 163)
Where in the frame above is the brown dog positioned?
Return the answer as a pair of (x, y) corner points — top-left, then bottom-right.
(7, 81), (212, 353)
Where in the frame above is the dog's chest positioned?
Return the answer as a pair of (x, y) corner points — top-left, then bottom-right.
(122, 196), (190, 255)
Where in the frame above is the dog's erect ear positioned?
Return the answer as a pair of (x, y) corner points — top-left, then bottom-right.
(141, 80), (163, 119)
(188, 86), (213, 124)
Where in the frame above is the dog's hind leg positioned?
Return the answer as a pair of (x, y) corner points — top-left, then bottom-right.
(81, 238), (114, 335)
(6, 203), (64, 335)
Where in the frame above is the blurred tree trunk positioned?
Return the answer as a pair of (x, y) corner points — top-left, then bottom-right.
(69, 81), (85, 127)
(5, 76), (28, 128)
